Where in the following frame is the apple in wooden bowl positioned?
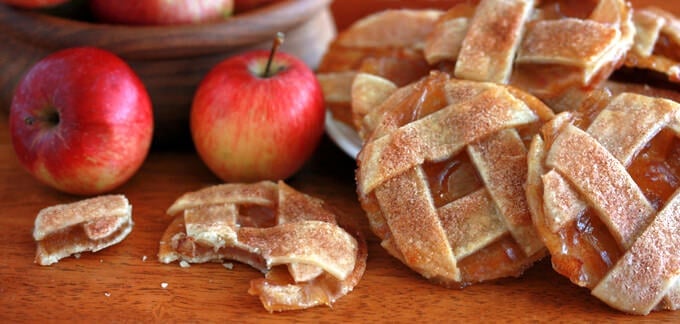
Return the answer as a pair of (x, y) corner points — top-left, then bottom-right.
(0, 0), (335, 148)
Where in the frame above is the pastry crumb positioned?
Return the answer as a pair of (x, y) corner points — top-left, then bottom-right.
(104, 292), (111, 297)
(160, 282), (168, 289)
(142, 255), (148, 262)
(222, 262), (234, 270)
(179, 260), (190, 268)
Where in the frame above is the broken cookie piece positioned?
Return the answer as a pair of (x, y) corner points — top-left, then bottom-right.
(159, 181), (367, 312)
(33, 194), (133, 266)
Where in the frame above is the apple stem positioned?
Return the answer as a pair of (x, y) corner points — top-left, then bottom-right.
(263, 32), (285, 78)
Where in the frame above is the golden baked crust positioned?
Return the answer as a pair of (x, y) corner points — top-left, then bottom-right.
(527, 92), (680, 315)
(356, 72), (553, 287)
(159, 181), (367, 312)
(33, 195), (133, 266)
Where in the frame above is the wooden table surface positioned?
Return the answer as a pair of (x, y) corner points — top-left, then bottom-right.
(2, 0), (680, 322)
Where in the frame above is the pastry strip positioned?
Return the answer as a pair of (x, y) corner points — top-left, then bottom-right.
(374, 166), (460, 281)
(468, 129), (543, 255)
(438, 189), (505, 260)
(587, 93), (678, 166)
(454, 0), (534, 83)
(632, 9), (666, 56)
(167, 181), (277, 216)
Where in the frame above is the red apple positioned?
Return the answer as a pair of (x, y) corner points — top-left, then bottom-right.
(9, 47), (154, 195)
(0, 0), (68, 8)
(90, 0), (234, 25)
(233, 0), (280, 13)
(191, 34), (325, 182)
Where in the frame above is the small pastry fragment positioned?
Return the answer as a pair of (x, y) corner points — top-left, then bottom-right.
(526, 92), (680, 315)
(158, 181), (367, 312)
(33, 195), (133, 266)
(356, 72), (553, 287)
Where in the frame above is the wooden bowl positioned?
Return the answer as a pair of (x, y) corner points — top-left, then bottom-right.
(0, 0), (336, 149)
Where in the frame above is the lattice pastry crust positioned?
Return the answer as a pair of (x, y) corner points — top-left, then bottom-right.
(526, 92), (680, 315)
(158, 181), (367, 312)
(356, 72), (554, 287)
(319, 0), (637, 130)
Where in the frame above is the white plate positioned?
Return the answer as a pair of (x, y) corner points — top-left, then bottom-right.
(324, 111), (362, 159)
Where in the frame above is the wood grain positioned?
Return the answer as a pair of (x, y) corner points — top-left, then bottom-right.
(1, 0), (680, 322)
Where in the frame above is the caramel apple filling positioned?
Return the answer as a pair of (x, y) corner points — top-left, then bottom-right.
(629, 129), (680, 206)
(550, 208), (622, 287)
(423, 153), (482, 209)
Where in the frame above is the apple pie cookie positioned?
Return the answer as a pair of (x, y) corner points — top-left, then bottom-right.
(33, 195), (133, 266)
(355, 72), (553, 287)
(158, 181), (367, 312)
(526, 91), (680, 315)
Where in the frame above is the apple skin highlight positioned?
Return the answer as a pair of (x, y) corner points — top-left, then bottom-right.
(191, 49), (325, 182)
